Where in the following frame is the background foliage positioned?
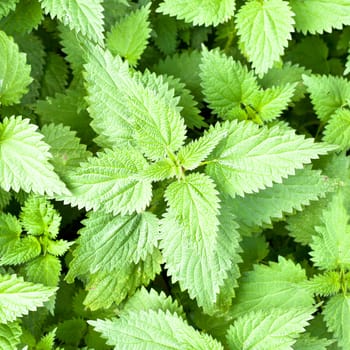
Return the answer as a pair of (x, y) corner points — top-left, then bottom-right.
(0, 0), (350, 349)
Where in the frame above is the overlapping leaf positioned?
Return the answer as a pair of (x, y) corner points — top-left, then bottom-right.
(235, 0), (295, 75)
(0, 116), (69, 196)
(90, 310), (224, 349)
(205, 120), (335, 197)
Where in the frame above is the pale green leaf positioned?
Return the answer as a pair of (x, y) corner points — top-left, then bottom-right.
(229, 257), (314, 320)
(121, 287), (185, 318)
(231, 168), (334, 230)
(41, 123), (91, 178)
(90, 309), (224, 349)
(39, 0), (104, 44)
(0, 0), (43, 34)
(157, 0), (235, 27)
(0, 0), (19, 19)
(0, 116), (69, 196)
(46, 239), (73, 256)
(20, 195), (61, 238)
(235, 0), (295, 75)
(63, 148), (152, 215)
(303, 74), (350, 122)
(205, 120), (335, 197)
(310, 192), (350, 270)
(345, 48), (350, 76)
(290, 0), (350, 34)
(227, 307), (315, 350)
(164, 173), (220, 245)
(323, 294), (350, 349)
(323, 108), (350, 151)
(140, 158), (178, 182)
(0, 322), (21, 349)
(84, 47), (186, 157)
(0, 30), (32, 105)
(0, 236), (41, 265)
(177, 126), (227, 170)
(106, 4), (151, 66)
(66, 210), (159, 281)
(307, 271), (342, 297)
(252, 83), (297, 122)
(84, 248), (162, 310)
(200, 48), (259, 119)
(0, 274), (56, 323)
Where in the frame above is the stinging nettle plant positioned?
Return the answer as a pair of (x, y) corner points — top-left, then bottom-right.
(1, 0), (350, 349)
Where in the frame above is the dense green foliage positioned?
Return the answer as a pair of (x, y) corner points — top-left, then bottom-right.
(0, 0), (350, 348)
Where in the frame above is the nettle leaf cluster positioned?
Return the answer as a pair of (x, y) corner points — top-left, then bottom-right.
(1, 0), (350, 349)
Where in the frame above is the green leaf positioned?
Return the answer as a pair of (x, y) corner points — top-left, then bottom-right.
(164, 172), (220, 246)
(310, 192), (350, 270)
(252, 83), (297, 122)
(90, 309), (224, 349)
(161, 175), (237, 313)
(0, 0), (43, 34)
(0, 0), (19, 19)
(161, 73), (206, 129)
(323, 294), (350, 349)
(0, 30), (32, 105)
(177, 126), (227, 170)
(0, 274), (56, 323)
(20, 195), (61, 237)
(156, 0), (235, 27)
(307, 271), (342, 297)
(0, 322), (21, 349)
(286, 196), (329, 245)
(303, 74), (350, 122)
(231, 168), (334, 231)
(0, 117), (69, 196)
(35, 88), (93, 144)
(153, 50), (202, 101)
(41, 123), (91, 178)
(290, 0), (350, 34)
(121, 287), (185, 317)
(46, 239), (73, 256)
(25, 255), (61, 287)
(84, 47), (186, 157)
(36, 328), (57, 350)
(226, 307), (315, 350)
(64, 148), (152, 215)
(66, 210), (159, 281)
(260, 62), (311, 103)
(235, 0), (295, 75)
(293, 333), (335, 350)
(40, 52), (68, 98)
(229, 257), (314, 320)
(39, 0), (104, 44)
(153, 14), (178, 55)
(200, 48), (259, 119)
(106, 4), (151, 66)
(205, 120), (335, 197)
(0, 236), (41, 265)
(0, 188), (11, 210)
(0, 213), (21, 254)
(323, 108), (350, 151)
(84, 248), (162, 310)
